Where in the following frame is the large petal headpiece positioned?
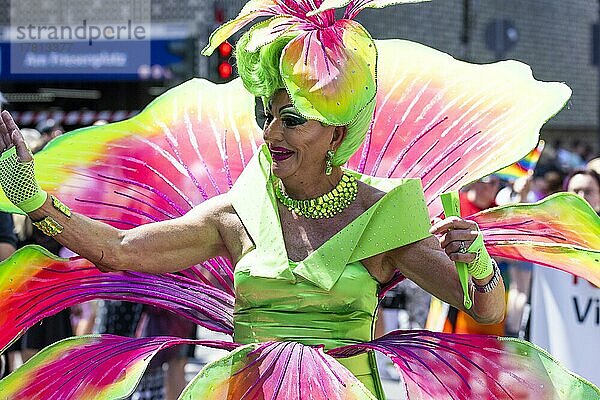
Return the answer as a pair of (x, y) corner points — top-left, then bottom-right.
(202, 0), (428, 127)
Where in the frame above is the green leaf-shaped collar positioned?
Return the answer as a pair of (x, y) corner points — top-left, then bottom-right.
(229, 145), (431, 290)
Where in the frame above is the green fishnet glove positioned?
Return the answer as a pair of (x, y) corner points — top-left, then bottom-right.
(466, 233), (494, 279)
(0, 146), (47, 213)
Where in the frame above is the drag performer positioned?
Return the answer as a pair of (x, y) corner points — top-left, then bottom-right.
(0, 1), (599, 399)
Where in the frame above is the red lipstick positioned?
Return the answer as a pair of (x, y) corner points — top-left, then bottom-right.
(270, 146), (295, 161)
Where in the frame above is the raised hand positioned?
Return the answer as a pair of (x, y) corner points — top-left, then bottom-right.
(0, 110), (46, 212)
(0, 110), (32, 161)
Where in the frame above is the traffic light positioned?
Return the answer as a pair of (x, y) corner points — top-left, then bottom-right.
(206, 3), (236, 83)
(206, 39), (236, 83)
(216, 41), (234, 81)
(167, 38), (197, 83)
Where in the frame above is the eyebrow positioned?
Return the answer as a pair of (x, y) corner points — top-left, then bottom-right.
(279, 104), (295, 113)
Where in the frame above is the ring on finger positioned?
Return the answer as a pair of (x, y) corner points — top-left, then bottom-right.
(458, 240), (468, 253)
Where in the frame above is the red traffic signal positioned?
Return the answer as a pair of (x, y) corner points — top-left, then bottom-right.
(218, 42), (233, 58)
(214, 41), (234, 81)
(218, 61), (233, 79)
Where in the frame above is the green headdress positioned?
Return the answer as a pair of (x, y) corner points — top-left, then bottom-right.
(202, 0), (430, 166)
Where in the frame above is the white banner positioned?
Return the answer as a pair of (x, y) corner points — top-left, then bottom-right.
(531, 265), (600, 386)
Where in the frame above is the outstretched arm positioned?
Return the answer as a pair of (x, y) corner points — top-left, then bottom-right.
(28, 195), (229, 273)
(388, 222), (505, 325)
(0, 110), (229, 273)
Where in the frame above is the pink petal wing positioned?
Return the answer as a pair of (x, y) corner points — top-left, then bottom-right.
(180, 341), (376, 399)
(471, 193), (600, 286)
(280, 19), (377, 125)
(347, 40), (571, 218)
(329, 330), (600, 399)
(0, 335), (237, 400)
(0, 78), (262, 225)
(0, 78), (255, 292)
(0, 245), (234, 353)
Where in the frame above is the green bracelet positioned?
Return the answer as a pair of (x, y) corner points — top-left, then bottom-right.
(466, 233), (494, 279)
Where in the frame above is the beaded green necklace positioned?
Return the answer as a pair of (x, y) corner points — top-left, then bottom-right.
(274, 172), (358, 219)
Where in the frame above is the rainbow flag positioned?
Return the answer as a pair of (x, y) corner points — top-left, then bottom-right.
(495, 140), (545, 181)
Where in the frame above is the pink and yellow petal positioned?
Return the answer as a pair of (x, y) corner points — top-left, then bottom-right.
(344, 0), (432, 18)
(305, 0), (354, 16)
(280, 19), (376, 125)
(307, 0), (430, 17)
(0, 245), (234, 353)
(0, 335), (237, 400)
(180, 341), (376, 399)
(474, 193), (600, 250)
(0, 336), (152, 399)
(0, 246), (80, 352)
(346, 40), (571, 217)
(472, 193), (600, 286)
(0, 78), (262, 228)
(489, 242), (600, 288)
(329, 330), (600, 399)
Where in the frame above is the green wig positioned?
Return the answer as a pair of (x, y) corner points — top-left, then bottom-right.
(235, 32), (376, 167)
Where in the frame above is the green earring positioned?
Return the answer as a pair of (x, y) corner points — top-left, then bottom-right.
(325, 150), (334, 176)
